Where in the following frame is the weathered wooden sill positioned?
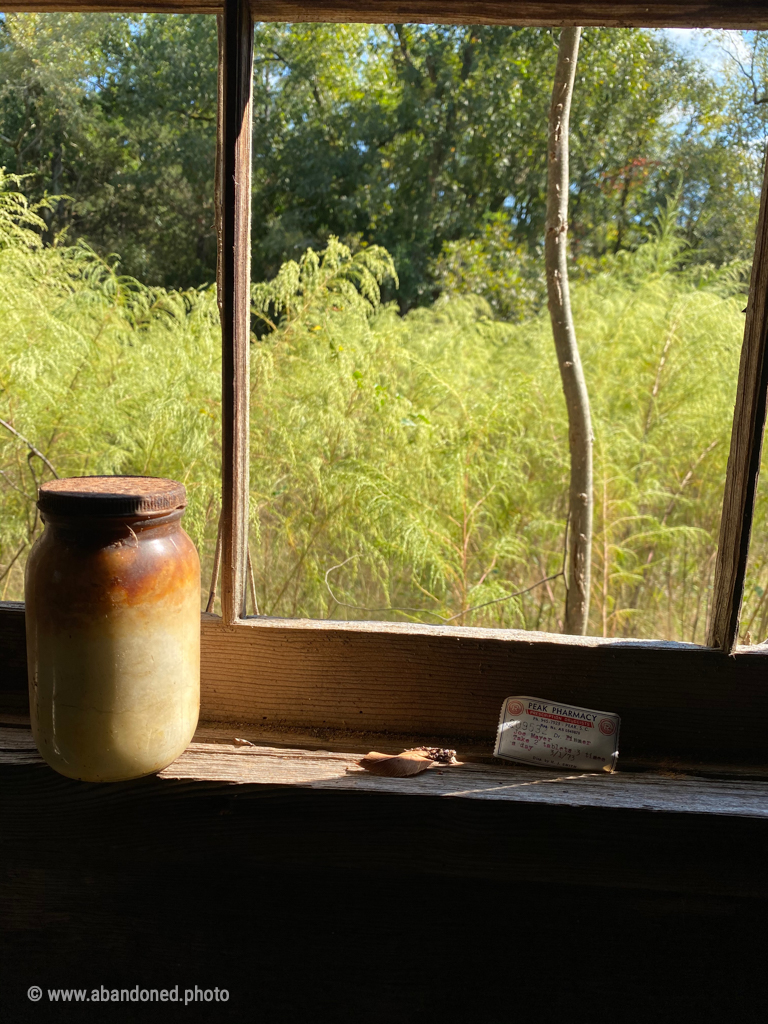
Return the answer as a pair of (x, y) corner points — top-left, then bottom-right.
(5, 603), (768, 765)
(4, 721), (768, 899)
(7, 720), (768, 807)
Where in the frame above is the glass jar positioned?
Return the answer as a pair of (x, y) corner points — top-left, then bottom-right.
(25, 476), (200, 782)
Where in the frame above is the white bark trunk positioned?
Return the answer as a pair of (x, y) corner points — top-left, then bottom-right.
(545, 27), (593, 635)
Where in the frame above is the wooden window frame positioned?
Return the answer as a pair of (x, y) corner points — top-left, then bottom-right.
(2, 0), (768, 768)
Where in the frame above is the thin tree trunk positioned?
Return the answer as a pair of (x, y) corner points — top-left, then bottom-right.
(545, 27), (593, 635)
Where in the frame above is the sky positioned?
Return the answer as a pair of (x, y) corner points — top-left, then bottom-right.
(660, 28), (752, 79)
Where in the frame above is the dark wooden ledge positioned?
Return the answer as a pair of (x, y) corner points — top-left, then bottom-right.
(7, 722), (768, 816)
(3, 722), (768, 899)
(4, 720), (768, 1021)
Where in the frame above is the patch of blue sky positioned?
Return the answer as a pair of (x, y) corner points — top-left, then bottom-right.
(657, 27), (755, 83)
(655, 30), (738, 137)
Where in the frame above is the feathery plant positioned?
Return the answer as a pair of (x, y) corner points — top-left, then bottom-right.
(0, 182), (759, 641)
(252, 238), (398, 331)
(0, 171), (222, 604)
(249, 225), (749, 640)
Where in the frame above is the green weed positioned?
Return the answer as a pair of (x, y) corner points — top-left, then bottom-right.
(0, 178), (761, 641)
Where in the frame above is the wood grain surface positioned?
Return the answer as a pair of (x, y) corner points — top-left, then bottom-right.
(3, 722), (768, 900)
(2, 1), (767, 29)
(6, 725), (768, 817)
(4, 603), (768, 764)
(250, 0), (768, 27)
(4, 719), (768, 854)
(197, 614), (768, 763)
(219, 0), (253, 624)
(3, 721), (768, 1022)
(2, 1), (219, 10)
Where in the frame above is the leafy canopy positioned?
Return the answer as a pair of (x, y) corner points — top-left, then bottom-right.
(0, 15), (763, 308)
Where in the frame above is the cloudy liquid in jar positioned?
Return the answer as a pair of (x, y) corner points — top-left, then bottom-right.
(25, 477), (200, 782)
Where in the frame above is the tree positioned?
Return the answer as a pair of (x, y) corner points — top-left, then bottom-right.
(0, 14), (131, 244)
(248, 23), (757, 309)
(0, 16), (759, 299)
(546, 27), (593, 635)
(0, 13), (218, 287)
(91, 14), (219, 286)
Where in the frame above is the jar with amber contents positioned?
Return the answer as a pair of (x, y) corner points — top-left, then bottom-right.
(25, 476), (200, 782)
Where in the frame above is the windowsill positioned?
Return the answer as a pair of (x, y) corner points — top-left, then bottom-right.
(5, 603), (768, 766)
(9, 716), (768, 802)
(4, 718), (768, 898)
(207, 609), (768, 654)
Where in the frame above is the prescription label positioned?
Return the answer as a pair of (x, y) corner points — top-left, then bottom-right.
(494, 696), (620, 772)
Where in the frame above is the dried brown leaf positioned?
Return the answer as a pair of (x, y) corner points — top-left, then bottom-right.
(358, 750), (434, 777)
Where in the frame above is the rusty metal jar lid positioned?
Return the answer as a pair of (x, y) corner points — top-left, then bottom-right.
(38, 476), (187, 517)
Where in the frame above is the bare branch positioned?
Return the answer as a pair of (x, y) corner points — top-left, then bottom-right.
(324, 522), (569, 625)
(324, 555), (444, 620)
(442, 570), (564, 622)
(205, 514), (223, 614)
(0, 468), (27, 496)
(720, 34), (768, 106)
(0, 541), (27, 585)
(0, 418), (59, 479)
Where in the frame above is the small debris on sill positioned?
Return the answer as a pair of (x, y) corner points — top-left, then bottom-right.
(358, 747), (460, 778)
(233, 737), (254, 747)
(412, 746), (459, 764)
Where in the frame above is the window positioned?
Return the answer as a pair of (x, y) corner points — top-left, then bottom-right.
(2, 0), (768, 768)
(244, 22), (756, 640)
(0, 10), (222, 611)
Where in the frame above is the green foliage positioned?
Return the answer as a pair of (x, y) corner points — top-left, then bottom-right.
(0, 176), (760, 640)
(250, 22), (764, 306)
(0, 173), (221, 603)
(433, 214), (545, 321)
(2, 13), (768, 642)
(0, 15), (763, 307)
(252, 238), (398, 330)
(0, 12), (218, 286)
(0, 176), (763, 642)
(247, 231), (748, 640)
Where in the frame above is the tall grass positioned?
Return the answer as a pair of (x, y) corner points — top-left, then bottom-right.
(0, 176), (222, 605)
(0, 177), (760, 641)
(249, 233), (747, 639)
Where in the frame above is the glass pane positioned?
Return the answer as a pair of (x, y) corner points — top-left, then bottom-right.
(726, 33), (768, 648)
(247, 23), (758, 638)
(0, 12), (221, 609)
(244, 22), (762, 640)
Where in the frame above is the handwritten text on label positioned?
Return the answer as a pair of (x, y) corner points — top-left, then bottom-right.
(494, 696), (620, 772)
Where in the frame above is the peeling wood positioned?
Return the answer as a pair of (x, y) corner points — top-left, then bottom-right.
(0, 2), (766, 31)
(219, 0), (253, 624)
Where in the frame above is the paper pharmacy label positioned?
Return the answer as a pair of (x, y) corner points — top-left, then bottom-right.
(495, 696), (620, 772)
